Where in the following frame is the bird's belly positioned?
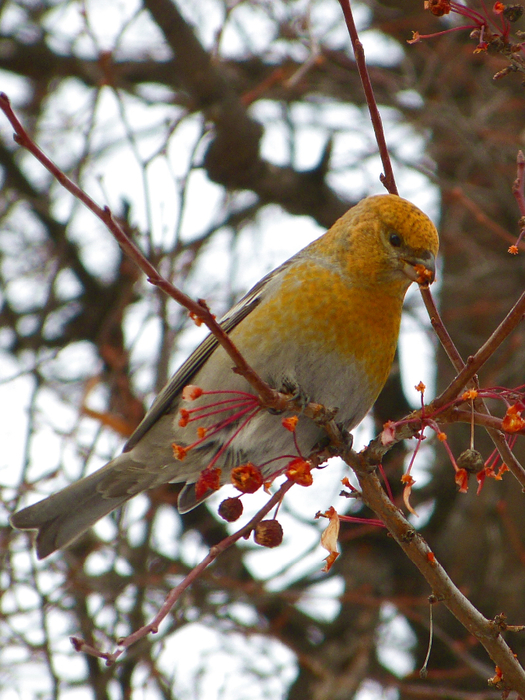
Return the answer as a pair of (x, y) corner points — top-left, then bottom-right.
(173, 342), (376, 479)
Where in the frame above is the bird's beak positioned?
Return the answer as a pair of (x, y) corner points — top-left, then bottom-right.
(401, 252), (436, 286)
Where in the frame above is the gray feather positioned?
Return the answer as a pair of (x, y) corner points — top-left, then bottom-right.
(10, 454), (138, 559)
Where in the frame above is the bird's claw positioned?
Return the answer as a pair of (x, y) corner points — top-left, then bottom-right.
(281, 378), (310, 411)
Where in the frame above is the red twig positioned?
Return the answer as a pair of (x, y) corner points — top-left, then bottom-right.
(375, 283), (525, 485)
(337, 0), (398, 195)
(0, 92), (288, 410)
(452, 408), (523, 434)
(420, 286), (466, 374)
(0, 92), (345, 431)
(347, 459), (525, 696)
(71, 478), (295, 664)
(433, 290), (525, 412)
(512, 150), (525, 218)
(450, 187), (519, 248)
(421, 283), (525, 488)
(511, 150), (525, 253)
(354, 279), (525, 483)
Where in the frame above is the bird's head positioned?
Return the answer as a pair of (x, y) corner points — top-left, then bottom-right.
(332, 194), (439, 290)
(375, 195), (439, 287)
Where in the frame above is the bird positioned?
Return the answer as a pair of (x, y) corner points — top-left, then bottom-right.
(10, 194), (439, 559)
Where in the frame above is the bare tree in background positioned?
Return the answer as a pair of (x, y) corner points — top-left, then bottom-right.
(2, 0), (525, 698)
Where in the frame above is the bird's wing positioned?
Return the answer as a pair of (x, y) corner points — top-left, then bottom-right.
(123, 259), (294, 451)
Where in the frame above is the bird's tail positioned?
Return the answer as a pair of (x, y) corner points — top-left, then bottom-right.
(10, 454), (135, 559)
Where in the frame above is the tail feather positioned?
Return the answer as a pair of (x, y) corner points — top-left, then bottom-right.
(10, 456), (135, 559)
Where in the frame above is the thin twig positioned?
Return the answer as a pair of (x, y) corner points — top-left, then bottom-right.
(433, 290), (525, 412)
(343, 456), (525, 696)
(450, 187), (519, 248)
(511, 150), (525, 252)
(337, 0), (398, 195)
(512, 150), (525, 218)
(420, 287), (466, 374)
(451, 409), (520, 433)
(71, 478), (295, 664)
(0, 92), (300, 414)
(420, 286), (525, 486)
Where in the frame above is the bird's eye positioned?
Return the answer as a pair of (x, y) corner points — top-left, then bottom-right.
(389, 232), (402, 248)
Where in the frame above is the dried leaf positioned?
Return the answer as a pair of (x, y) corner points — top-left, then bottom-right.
(320, 506), (340, 572)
